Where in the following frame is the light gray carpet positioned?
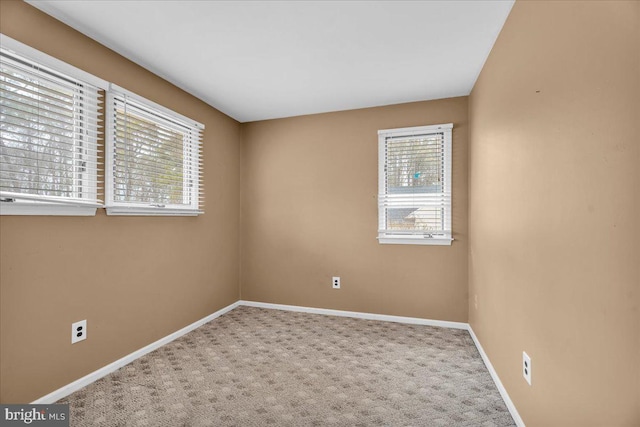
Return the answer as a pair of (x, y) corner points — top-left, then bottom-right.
(58, 306), (515, 426)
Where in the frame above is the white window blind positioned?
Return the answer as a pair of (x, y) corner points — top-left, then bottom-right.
(106, 84), (204, 216)
(378, 123), (453, 245)
(0, 36), (105, 215)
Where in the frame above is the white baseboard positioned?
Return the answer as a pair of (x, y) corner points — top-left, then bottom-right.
(31, 301), (240, 404)
(239, 300), (469, 329)
(468, 325), (525, 427)
(31, 298), (525, 427)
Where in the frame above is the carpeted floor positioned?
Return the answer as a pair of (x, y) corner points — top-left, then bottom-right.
(58, 306), (515, 426)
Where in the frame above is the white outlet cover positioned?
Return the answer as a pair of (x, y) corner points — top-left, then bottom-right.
(523, 351), (532, 385)
(332, 276), (340, 289)
(72, 320), (87, 344)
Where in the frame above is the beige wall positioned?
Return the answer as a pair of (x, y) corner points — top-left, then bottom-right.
(3, 0), (638, 422)
(240, 98), (468, 321)
(0, 1), (241, 403)
(469, 1), (639, 426)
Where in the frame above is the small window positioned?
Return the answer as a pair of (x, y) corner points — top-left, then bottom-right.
(105, 85), (204, 216)
(378, 123), (453, 245)
(0, 35), (106, 216)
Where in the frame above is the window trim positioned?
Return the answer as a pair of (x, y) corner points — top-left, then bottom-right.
(377, 123), (453, 246)
(105, 84), (204, 217)
(0, 34), (108, 216)
(0, 202), (98, 216)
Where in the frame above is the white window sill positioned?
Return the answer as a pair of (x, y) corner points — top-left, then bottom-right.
(0, 203), (97, 216)
(378, 236), (453, 246)
(105, 206), (202, 216)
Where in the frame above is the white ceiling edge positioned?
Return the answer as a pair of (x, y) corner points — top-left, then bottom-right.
(24, 0), (514, 123)
(24, 0), (213, 112)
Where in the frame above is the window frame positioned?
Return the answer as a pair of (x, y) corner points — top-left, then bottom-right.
(0, 34), (108, 216)
(377, 123), (453, 246)
(105, 84), (204, 216)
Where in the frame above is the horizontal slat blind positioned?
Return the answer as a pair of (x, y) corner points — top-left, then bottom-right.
(106, 87), (203, 214)
(378, 124), (452, 241)
(0, 49), (103, 207)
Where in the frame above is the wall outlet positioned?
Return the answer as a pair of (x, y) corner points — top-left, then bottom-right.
(523, 351), (531, 385)
(474, 294), (478, 310)
(72, 320), (87, 344)
(332, 276), (340, 289)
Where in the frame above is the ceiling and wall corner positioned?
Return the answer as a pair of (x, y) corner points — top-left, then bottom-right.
(25, 0), (514, 122)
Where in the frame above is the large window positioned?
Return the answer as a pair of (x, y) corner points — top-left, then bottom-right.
(0, 36), (205, 217)
(105, 85), (204, 216)
(0, 36), (106, 216)
(378, 123), (453, 245)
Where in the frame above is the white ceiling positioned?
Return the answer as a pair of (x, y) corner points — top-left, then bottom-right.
(27, 0), (514, 123)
